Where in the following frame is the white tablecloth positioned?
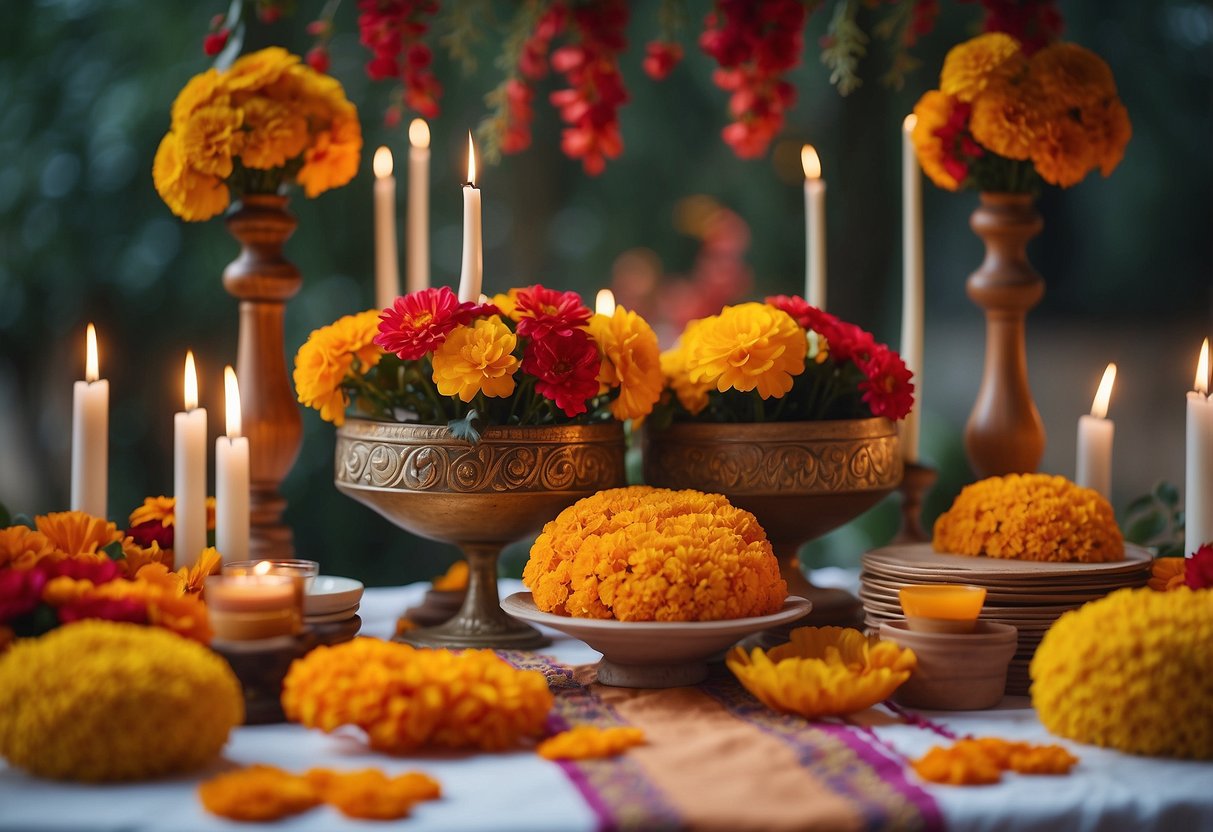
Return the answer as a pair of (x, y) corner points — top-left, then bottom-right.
(1, 576), (1210, 832)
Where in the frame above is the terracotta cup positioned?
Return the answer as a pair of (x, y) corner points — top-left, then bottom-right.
(879, 620), (1018, 711)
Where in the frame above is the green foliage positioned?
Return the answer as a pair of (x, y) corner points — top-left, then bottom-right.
(446, 408), (484, 444)
(820, 0), (868, 96)
(1122, 481), (1185, 558)
(102, 540), (126, 561)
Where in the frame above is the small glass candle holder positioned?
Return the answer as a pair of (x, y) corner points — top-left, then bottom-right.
(206, 573), (300, 641)
(224, 559), (319, 632)
(898, 584), (987, 634)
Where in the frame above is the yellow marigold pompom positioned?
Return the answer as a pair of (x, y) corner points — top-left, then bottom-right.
(293, 309), (384, 426)
(685, 303), (806, 400)
(199, 765), (321, 821)
(538, 726), (646, 760)
(431, 317), (520, 402)
(0, 621), (242, 780)
(727, 626), (916, 719)
(587, 307), (664, 422)
(523, 486), (786, 621)
(933, 473), (1124, 563)
(281, 638), (553, 753)
(1030, 587), (1213, 759)
(940, 32), (1024, 103)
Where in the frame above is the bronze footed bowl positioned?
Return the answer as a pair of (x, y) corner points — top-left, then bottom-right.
(643, 418), (902, 627)
(335, 419), (626, 649)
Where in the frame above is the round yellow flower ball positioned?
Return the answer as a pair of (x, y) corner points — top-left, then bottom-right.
(1031, 587), (1213, 759)
(0, 621), (243, 781)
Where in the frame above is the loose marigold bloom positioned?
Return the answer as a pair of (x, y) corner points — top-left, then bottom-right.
(538, 726), (646, 760)
(431, 317), (520, 402)
(933, 474), (1124, 563)
(911, 743), (1002, 785)
(940, 33), (1024, 103)
(1149, 557), (1186, 592)
(306, 768), (441, 819)
(1031, 587), (1213, 759)
(281, 638), (553, 753)
(199, 765), (321, 821)
(523, 486), (786, 621)
(294, 309), (383, 426)
(587, 307), (664, 422)
(684, 303), (806, 400)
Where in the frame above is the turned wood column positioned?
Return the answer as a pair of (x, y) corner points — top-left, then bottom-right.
(222, 194), (302, 558)
(964, 192), (1046, 479)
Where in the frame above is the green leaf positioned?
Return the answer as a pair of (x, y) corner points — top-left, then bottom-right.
(102, 540), (126, 561)
(1153, 480), (1180, 508)
(1122, 493), (1156, 516)
(1124, 512), (1166, 545)
(447, 409), (484, 444)
(1157, 542), (1186, 559)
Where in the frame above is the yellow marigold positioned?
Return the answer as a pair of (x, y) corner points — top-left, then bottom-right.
(1030, 116), (1099, 188)
(223, 46), (299, 93)
(1149, 557), (1186, 592)
(170, 68), (226, 130)
(296, 113), (362, 199)
(685, 303), (806, 400)
(1031, 587), (1213, 759)
(199, 765), (320, 821)
(432, 560), (468, 591)
(35, 511), (121, 557)
(940, 33), (1024, 103)
(307, 768), (442, 820)
(0, 621), (241, 780)
(1029, 42), (1117, 110)
(588, 307), (663, 423)
(152, 131), (229, 222)
(970, 75), (1040, 162)
(0, 526), (55, 570)
(537, 726), (646, 760)
(431, 317), (519, 402)
(128, 495), (217, 530)
(293, 309), (383, 426)
(281, 638), (553, 753)
(238, 97), (309, 170)
(180, 105), (243, 179)
(727, 626), (916, 719)
(491, 289), (522, 321)
(523, 486), (786, 621)
(660, 321), (712, 416)
(120, 537), (171, 577)
(911, 90), (964, 191)
(933, 473), (1124, 563)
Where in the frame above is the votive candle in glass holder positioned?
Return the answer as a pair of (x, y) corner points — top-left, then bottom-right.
(224, 559), (319, 631)
(205, 573), (299, 641)
(898, 584), (987, 634)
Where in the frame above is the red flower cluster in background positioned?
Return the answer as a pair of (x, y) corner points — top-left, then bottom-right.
(970, 0), (1062, 54)
(357, 0), (442, 122)
(700, 0), (807, 158)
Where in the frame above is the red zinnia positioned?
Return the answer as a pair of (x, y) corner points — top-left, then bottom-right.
(513, 285), (592, 340)
(1185, 543), (1213, 590)
(57, 595), (149, 627)
(857, 345), (915, 421)
(39, 557), (124, 585)
(375, 287), (481, 360)
(522, 329), (601, 417)
(127, 521), (173, 551)
(0, 568), (47, 622)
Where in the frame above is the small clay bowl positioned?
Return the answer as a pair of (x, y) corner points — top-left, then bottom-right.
(879, 620), (1018, 711)
(898, 584), (986, 634)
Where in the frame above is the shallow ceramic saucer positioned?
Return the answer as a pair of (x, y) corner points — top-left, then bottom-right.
(501, 593), (812, 689)
(305, 576), (365, 616)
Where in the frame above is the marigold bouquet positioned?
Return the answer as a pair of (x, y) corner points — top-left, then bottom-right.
(656, 295), (913, 425)
(293, 285), (663, 439)
(910, 33), (1130, 191)
(154, 46), (362, 221)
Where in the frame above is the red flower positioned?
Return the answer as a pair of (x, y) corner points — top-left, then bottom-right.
(857, 345), (915, 421)
(203, 28), (230, 57)
(522, 330), (602, 417)
(644, 42), (684, 80)
(513, 285), (592, 340)
(375, 287), (482, 360)
(1186, 544), (1213, 590)
(765, 294), (828, 331)
(307, 46), (331, 74)
(128, 521), (172, 551)
(57, 596), (148, 627)
(39, 558), (123, 585)
(0, 568), (47, 622)
(357, 0), (442, 118)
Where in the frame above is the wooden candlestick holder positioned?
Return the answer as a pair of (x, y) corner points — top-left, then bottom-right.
(223, 194), (303, 559)
(212, 631), (315, 725)
(894, 462), (938, 544)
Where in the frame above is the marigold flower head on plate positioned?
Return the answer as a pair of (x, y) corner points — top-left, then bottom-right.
(199, 765), (321, 821)
(933, 474), (1124, 563)
(1030, 587), (1213, 759)
(521, 329), (602, 417)
(431, 317), (520, 402)
(513, 284), (592, 340)
(587, 307), (664, 422)
(281, 638), (553, 753)
(306, 768), (441, 820)
(375, 287), (481, 360)
(537, 726), (646, 760)
(940, 33), (1025, 103)
(294, 309), (383, 426)
(523, 486), (786, 621)
(0, 620), (241, 780)
(727, 626), (916, 719)
(684, 302), (806, 400)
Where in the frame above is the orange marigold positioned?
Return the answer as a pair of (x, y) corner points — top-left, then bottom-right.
(1029, 43), (1117, 110)
(306, 768), (441, 820)
(0, 526), (55, 570)
(128, 495), (217, 530)
(912, 738), (1078, 786)
(198, 765), (321, 821)
(910, 91), (964, 191)
(432, 560), (468, 591)
(523, 486), (786, 621)
(660, 321), (713, 416)
(587, 307), (664, 423)
(281, 638), (553, 753)
(293, 309), (384, 426)
(537, 726), (646, 760)
(684, 303), (806, 400)
(969, 75), (1040, 162)
(933, 474), (1124, 563)
(1149, 557), (1186, 592)
(35, 511), (122, 557)
(940, 33), (1024, 103)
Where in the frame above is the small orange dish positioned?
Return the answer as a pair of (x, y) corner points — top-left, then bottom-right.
(898, 584), (987, 633)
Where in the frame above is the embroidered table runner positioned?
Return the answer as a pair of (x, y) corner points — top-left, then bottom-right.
(505, 653), (942, 832)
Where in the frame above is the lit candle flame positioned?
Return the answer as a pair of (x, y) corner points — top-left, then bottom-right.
(801, 145), (821, 180)
(467, 132), (477, 187)
(903, 113), (918, 133)
(253, 560), (272, 576)
(595, 289), (616, 317)
(1091, 363), (1117, 419)
(373, 146), (393, 179)
(224, 365), (242, 439)
(183, 351), (198, 411)
(409, 118), (430, 149)
(1197, 338), (1210, 397)
(85, 323), (99, 383)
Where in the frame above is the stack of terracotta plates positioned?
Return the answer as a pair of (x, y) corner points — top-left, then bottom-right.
(860, 543), (1151, 696)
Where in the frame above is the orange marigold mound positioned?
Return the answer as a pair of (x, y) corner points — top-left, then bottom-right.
(281, 638), (552, 753)
(933, 474), (1124, 563)
(523, 486), (787, 621)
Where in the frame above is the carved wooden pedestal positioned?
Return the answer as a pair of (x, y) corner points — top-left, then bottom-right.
(222, 195), (303, 559)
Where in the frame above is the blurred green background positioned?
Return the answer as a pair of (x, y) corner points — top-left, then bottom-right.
(0, 1), (1209, 585)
